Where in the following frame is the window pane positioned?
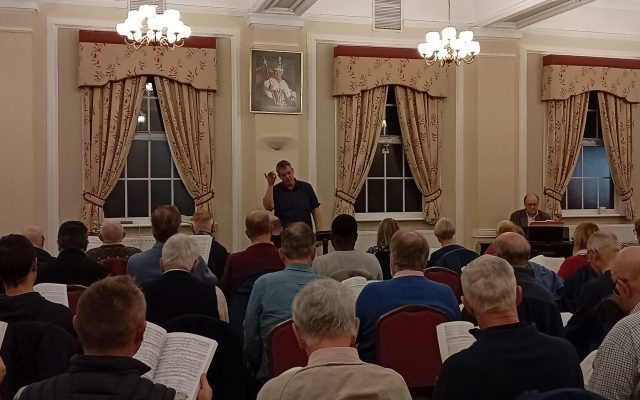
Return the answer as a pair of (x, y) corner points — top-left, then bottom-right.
(583, 146), (609, 178)
(127, 181), (149, 217)
(386, 179), (403, 212)
(386, 144), (403, 177)
(151, 180), (172, 211)
(136, 100), (149, 132)
(354, 184), (366, 213)
(172, 162), (180, 178)
(567, 179), (582, 209)
(127, 141), (148, 178)
(384, 106), (401, 136)
(104, 180), (125, 218)
(174, 180), (195, 216)
(367, 180), (385, 212)
(149, 98), (165, 132)
(584, 111), (599, 139)
(599, 178), (613, 209)
(150, 141), (172, 178)
(572, 149), (583, 178)
(387, 86), (396, 105)
(583, 178), (598, 209)
(369, 146), (384, 177)
(405, 180), (422, 212)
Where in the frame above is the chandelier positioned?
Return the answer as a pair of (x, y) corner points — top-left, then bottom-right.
(116, 4), (191, 50)
(417, 0), (480, 66)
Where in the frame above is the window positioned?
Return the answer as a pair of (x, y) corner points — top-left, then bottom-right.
(103, 77), (195, 219)
(354, 87), (422, 218)
(561, 91), (615, 213)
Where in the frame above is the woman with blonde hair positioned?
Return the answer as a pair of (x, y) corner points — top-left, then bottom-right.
(366, 218), (399, 280)
(557, 222), (599, 280)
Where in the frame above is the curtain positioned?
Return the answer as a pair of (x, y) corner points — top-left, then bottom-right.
(334, 86), (388, 215)
(395, 86), (443, 223)
(154, 77), (216, 214)
(599, 92), (637, 220)
(543, 93), (590, 218)
(81, 77), (146, 231)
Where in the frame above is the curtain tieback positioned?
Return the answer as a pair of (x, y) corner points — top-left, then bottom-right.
(335, 189), (356, 206)
(194, 191), (215, 206)
(83, 192), (105, 207)
(423, 189), (442, 204)
(619, 188), (634, 202)
(544, 187), (563, 202)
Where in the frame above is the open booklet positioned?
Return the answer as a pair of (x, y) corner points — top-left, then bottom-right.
(133, 321), (218, 400)
(33, 283), (69, 307)
(436, 321), (477, 362)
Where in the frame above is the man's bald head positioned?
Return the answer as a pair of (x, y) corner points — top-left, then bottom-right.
(494, 232), (531, 268)
(245, 209), (272, 239)
(613, 247), (640, 283)
(22, 226), (45, 249)
(389, 230), (429, 271)
(100, 220), (126, 244)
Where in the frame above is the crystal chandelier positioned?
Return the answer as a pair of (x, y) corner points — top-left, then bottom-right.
(116, 4), (191, 50)
(417, 0), (480, 66)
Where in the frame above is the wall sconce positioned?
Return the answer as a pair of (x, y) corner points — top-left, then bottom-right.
(263, 136), (292, 150)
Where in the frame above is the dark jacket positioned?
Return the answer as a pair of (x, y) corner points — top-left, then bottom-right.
(561, 264), (599, 313)
(36, 248), (108, 286)
(195, 232), (230, 281)
(510, 209), (553, 229)
(434, 246), (480, 273)
(34, 248), (55, 265)
(514, 267), (565, 338)
(0, 292), (74, 335)
(17, 355), (176, 400)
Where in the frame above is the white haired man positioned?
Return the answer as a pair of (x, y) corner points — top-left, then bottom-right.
(257, 279), (411, 400)
(141, 234), (228, 325)
(433, 255), (582, 400)
(22, 226), (54, 264)
(86, 220), (141, 263)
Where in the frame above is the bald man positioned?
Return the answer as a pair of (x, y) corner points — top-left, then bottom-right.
(509, 193), (552, 230)
(86, 220), (141, 264)
(22, 226), (55, 264)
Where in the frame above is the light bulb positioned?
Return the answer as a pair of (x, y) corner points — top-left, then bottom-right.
(442, 26), (456, 41)
(426, 31), (440, 43)
(418, 42), (434, 58)
(460, 30), (474, 42)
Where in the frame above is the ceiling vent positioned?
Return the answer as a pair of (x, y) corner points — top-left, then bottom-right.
(374, 0), (402, 31)
(129, 0), (165, 13)
(252, 0), (319, 16)
(492, 0), (596, 28)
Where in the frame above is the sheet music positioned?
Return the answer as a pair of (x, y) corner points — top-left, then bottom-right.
(133, 322), (168, 379)
(436, 321), (476, 362)
(33, 283), (69, 307)
(191, 235), (213, 262)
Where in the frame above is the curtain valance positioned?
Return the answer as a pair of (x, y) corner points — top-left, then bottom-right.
(542, 55), (640, 103)
(333, 46), (449, 98)
(78, 31), (217, 91)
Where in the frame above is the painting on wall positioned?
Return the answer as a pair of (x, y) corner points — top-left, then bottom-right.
(250, 49), (303, 114)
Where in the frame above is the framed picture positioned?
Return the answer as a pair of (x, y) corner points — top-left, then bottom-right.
(250, 49), (302, 114)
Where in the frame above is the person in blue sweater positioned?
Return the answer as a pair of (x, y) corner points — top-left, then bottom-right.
(356, 230), (460, 363)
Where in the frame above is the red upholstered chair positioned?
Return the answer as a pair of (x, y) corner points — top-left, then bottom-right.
(425, 267), (462, 300)
(376, 305), (448, 397)
(66, 285), (87, 315)
(101, 257), (128, 276)
(267, 319), (308, 377)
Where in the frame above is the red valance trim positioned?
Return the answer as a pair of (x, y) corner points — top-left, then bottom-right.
(334, 45), (422, 60)
(79, 30), (216, 49)
(543, 55), (640, 70)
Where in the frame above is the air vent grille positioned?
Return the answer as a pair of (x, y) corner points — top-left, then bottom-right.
(128, 0), (165, 13)
(374, 0), (402, 31)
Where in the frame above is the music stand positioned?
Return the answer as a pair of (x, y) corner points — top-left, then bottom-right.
(315, 230), (332, 255)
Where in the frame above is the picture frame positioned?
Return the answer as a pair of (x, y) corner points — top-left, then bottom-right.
(250, 49), (303, 114)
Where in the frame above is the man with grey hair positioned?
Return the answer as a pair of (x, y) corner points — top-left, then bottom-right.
(22, 225), (55, 264)
(244, 222), (319, 382)
(494, 232), (564, 337)
(141, 233), (228, 325)
(356, 230), (459, 363)
(257, 279), (411, 400)
(509, 193), (552, 229)
(433, 255), (582, 400)
(86, 220), (141, 263)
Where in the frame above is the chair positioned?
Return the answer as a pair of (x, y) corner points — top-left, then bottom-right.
(435, 248), (479, 274)
(376, 305), (448, 397)
(66, 284), (87, 315)
(101, 257), (128, 276)
(267, 319), (308, 377)
(425, 267), (462, 299)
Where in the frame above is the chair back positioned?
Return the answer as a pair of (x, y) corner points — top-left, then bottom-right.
(424, 267), (462, 299)
(435, 248), (480, 274)
(376, 305), (447, 392)
(228, 273), (266, 344)
(101, 257), (128, 276)
(373, 249), (392, 280)
(268, 319), (308, 377)
(66, 284), (87, 315)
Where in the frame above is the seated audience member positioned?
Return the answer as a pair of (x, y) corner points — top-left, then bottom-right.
(620, 217), (640, 248)
(220, 210), (284, 299)
(366, 218), (399, 280)
(270, 215), (282, 248)
(356, 230), (460, 363)
(433, 255), (583, 400)
(37, 221), (107, 286)
(428, 217), (479, 271)
(191, 209), (229, 281)
(484, 221), (525, 256)
(85, 220), (141, 263)
(21, 226), (54, 264)
(509, 193), (552, 230)
(565, 231), (621, 358)
(0, 234), (74, 335)
(128, 205), (216, 286)
(142, 234), (227, 325)
(15, 276), (212, 400)
(312, 214), (383, 280)
(494, 232), (564, 337)
(244, 222), (319, 383)
(588, 246), (640, 399)
(557, 222), (599, 280)
(257, 279), (411, 400)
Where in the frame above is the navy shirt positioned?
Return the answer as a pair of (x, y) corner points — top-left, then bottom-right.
(273, 179), (320, 228)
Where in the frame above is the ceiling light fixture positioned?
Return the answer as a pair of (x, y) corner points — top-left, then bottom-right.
(116, 4), (191, 50)
(417, 0), (480, 66)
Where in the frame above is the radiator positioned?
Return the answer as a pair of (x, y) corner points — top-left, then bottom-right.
(355, 230), (439, 253)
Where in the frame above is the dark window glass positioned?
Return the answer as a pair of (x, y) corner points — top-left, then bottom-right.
(127, 141), (148, 178)
(149, 98), (165, 132)
(367, 180), (385, 212)
(354, 185), (366, 213)
(151, 180), (172, 211)
(583, 178), (598, 209)
(172, 162), (180, 178)
(387, 87), (396, 105)
(384, 106), (401, 136)
(127, 181), (149, 217)
(369, 146), (385, 177)
(174, 180), (195, 216)
(583, 146), (609, 177)
(386, 180), (403, 212)
(150, 141), (172, 178)
(584, 111), (599, 139)
(103, 181), (125, 218)
(405, 180), (422, 212)
(573, 150), (583, 178)
(599, 178), (613, 209)
(567, 179), (583, 209)
(386, 144), (403, 177)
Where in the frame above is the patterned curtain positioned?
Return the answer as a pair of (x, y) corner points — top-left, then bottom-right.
(154, 77), (216, 214)
(81, 77), (146, 231)
(334, 86), (388, 216)
(394, 86), (443, 223)
(543, 93), (590, 218)
(599, 92), (637, 220)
